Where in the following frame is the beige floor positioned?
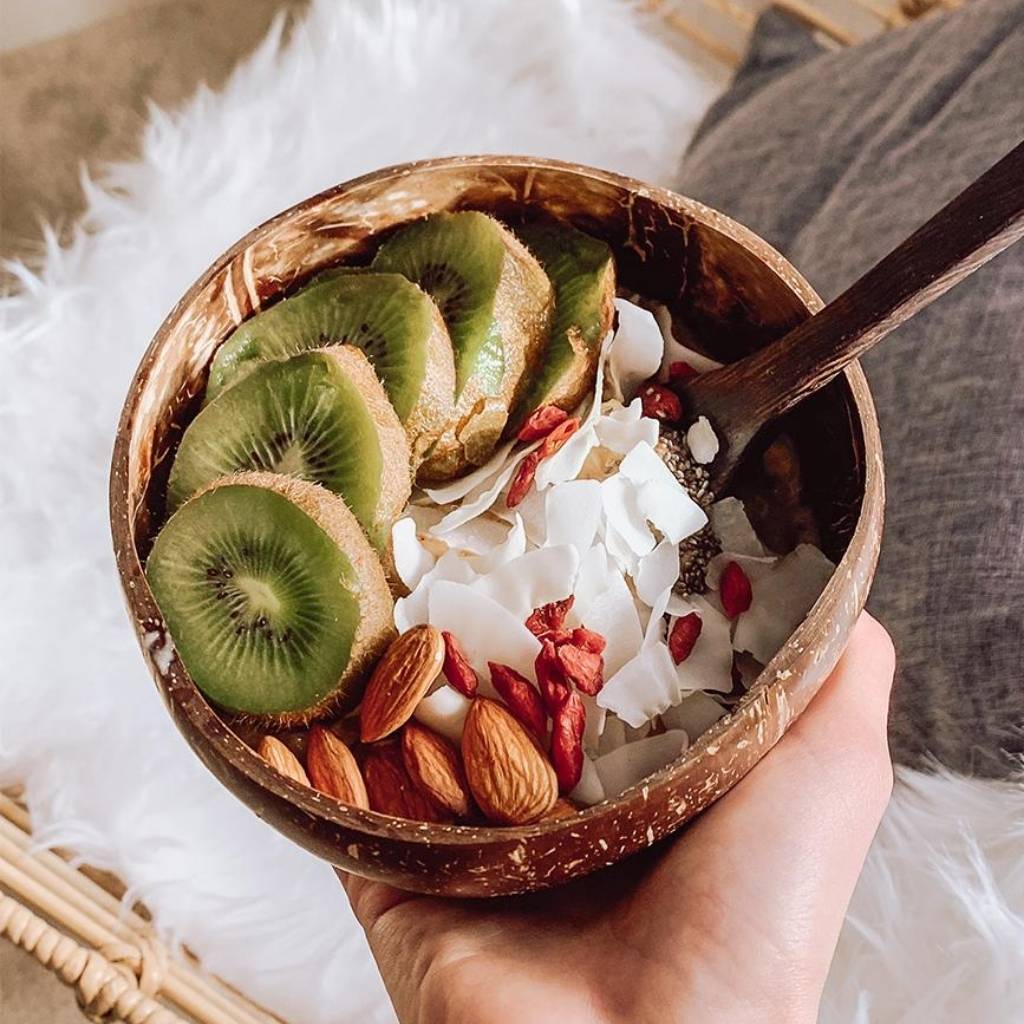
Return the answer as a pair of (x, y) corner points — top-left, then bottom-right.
(0, 5), (301, 1018)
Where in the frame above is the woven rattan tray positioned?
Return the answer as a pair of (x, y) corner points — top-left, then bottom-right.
(1, 1), (956, 1019)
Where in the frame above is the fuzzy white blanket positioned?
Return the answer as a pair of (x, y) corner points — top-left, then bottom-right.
(1, 2), (1020, 1021)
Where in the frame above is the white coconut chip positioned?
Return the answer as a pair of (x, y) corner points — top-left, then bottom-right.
(534, 425), (598, 490)
(571, 545), (643, 678)
(423, 440), (517, 505)
(594, 398), (659, 455)
(394, 550), (478, 633)
(619, 440), (708, 543)
(635, 539), (680, 607)
(437, 513), (515, 557)
(732, 544), (836, 664)
(660, 691), (727, 742)
(669, 594), (734, 694)
(710, 497), (767, 557)
(581, 693), (606, 754)
(597, 640), (680, 728)
(428, 580), (541, 682)
(468, 513), (526, 574)
(391, 516), (436, 591)
(608, 299), (664, 401)
(686, 416), (719, 465)
(413, 686), (473, 743)
(570, 756), (606, 807)
(593, 729), (689, 799)
(601, 474), (656, 557)
(471, 545), (580, 620)
(544, 480), (603, 557)
(651, 302), (724, 377)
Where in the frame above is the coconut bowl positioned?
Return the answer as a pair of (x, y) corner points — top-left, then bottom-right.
(110, 155), (883, 897)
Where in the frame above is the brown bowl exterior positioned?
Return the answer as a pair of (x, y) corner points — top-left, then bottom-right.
(110, 156), (883, 897)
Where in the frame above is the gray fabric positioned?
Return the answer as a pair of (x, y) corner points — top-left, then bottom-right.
(678, 0), (1024, 777)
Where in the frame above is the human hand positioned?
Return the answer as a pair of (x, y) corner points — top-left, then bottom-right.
(341, 613), (895, 1024)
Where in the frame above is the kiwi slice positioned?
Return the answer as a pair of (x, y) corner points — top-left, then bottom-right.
(514, 223), (615, 423)
(205, 272), (455, 464)
(168, 347), (411, 549)
(372, 211), (552, 481)
(146, 472), (395, 724)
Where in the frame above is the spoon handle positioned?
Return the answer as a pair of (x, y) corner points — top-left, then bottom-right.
(689, 139), (1024, 482)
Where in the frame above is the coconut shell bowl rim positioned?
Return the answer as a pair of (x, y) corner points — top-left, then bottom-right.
(110, 155), (884, 894)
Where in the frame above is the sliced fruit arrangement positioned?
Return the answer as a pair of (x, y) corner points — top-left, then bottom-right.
(146, 472), (395, 725)
(373, 211), (553, 480)
(513, 222), (615, 424)
(205, 271), (456, 465)
(168, 347), (411, 550)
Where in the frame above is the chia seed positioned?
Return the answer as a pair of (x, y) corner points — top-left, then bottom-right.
(656, 429), (721, 596)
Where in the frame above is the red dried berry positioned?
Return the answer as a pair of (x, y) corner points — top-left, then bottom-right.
(537, 416), (580, 459)
(638, 382), (684, 424)
(668, 360), (699, 384)
(720, 561), (753, 619)
(535, 640), (571, 713)
(550, 692), (586, 794)
(488, 662), (548, 740)
(569, 626), (606, 655)
(668, 612), (703, 664)
(557, 644), (604, 696)
(524, 596), (575, 638)
(441, 630), (478, 697)
(506, 451), (540, 508)
(517, 404), (569, 442)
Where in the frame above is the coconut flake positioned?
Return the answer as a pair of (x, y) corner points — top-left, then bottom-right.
(534, 425), (598, 490)
(609, 299), (664, 401)
(635, 539), (680, 607)
(669, 594), (734, 694)
(732, 544), (835, 663)
(413, 686), (473, 743)
(472, 545), (580, 620)
(469, 514), (526, 574)
(570, 756), (606, 806)
(438, 514), (514, 556)
(594, 729), (689, 799)
(428, 580), (541, 683)
(601, 474), (656, 557)
(710, 498), (767, 557)
(595, 398), (659, 454)
(423, 440), (516, 504)
(544, 480), (602, 557)
(619, 441), (708, 543)
(572, 545), (643, 677)
(581, 693), (606, 754)
(394, 550), (478, 632)
(686, 416), (719, 465)
(597, 640), (680, 727)
(661, 690), (727, 740)
(391, 517), (436, 591)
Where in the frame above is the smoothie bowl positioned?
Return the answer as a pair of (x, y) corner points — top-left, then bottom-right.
(110, 156), (883, 897)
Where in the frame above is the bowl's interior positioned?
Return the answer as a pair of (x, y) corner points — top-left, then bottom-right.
(114, 157), (876, 868)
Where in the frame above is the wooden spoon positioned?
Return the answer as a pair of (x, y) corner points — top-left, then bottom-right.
(678, 139), (1024, 495)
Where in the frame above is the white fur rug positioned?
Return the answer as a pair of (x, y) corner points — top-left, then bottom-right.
(0, 2), (1020, 1021)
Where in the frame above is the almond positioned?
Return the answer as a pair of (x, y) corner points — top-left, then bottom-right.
(401, 721), (472, 819)
(258, 735), (310, 787)
(461, 698), (557, 825)
(363, 741), (450, 822)
(360, 625), (445, 742)
(306, 725), (368, 809)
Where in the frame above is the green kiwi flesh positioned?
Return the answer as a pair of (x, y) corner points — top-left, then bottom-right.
(204, 272), (455, 463)
(168, 348), (411, 549)
(514, 222), (615, 422)
(373, 211), (552, 480)
(146, 474), (395, 723)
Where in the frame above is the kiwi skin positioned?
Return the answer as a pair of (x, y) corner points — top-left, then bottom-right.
(413, 218), (553, 482)
(192, 471), (395, 729)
